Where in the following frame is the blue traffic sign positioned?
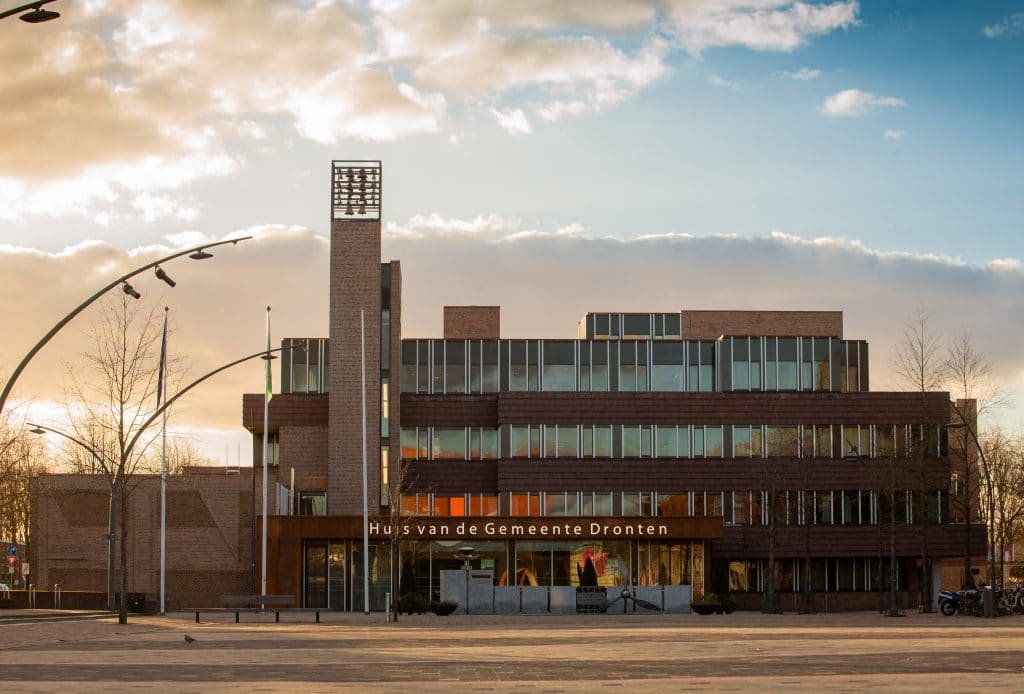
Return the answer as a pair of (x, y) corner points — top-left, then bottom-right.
(6, 545), (16, 557)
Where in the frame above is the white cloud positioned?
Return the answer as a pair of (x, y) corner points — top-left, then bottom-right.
(710, 75), (741, 90)
(883, 129), (905, 139)
(982, 13), (1024, 39)
(663, 0), (859, 55)
(987, 257), (1021, 273)
(489, 107), (533, 136)
(774, 67), (821, 80)
(819, 88), (906, 117)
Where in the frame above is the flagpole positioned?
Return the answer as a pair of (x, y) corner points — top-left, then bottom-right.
(261, 306), (271, 599)
(361, 308), (369, 614)
(159, 306), (169, 615)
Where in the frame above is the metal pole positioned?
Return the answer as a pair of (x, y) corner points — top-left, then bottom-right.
(159, 307), (168, 615)
(108, 479), (117, 612)
(261, 307), (271, 598)
(361, 309), (370, 614)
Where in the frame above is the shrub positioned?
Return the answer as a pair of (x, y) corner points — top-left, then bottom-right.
(430, 600), (458, 616)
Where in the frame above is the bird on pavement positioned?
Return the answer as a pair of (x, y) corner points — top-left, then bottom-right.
(184, 634), (196, 644)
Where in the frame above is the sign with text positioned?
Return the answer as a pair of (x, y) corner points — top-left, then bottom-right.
(367, 516), (722, 541)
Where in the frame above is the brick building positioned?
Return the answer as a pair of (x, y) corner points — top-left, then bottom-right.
(31, 160), (985, 611)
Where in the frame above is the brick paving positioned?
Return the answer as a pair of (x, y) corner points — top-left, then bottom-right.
(1, 611), (1022, 692)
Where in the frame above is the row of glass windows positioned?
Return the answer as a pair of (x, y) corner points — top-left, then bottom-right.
(729, 557), (906, 593)
(281, 338), (329, 394)
(400, 424), (944, 461)
(400, 490), (945, 525)
(580, 313), (683, 340)
(400, 337), (865, 394)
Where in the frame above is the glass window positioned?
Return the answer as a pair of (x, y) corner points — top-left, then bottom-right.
(432, 428), (465, 459)
(480, 429), (499, 459)
(766, 426), (798, 457)
(619, 342), (638, 392)
(732, 338), (750, 390)
(704, 426), (723, 457)
(546, 492), (568, 516)
(297, 492), (326, 516)
(733, 492), (751, 525)
(482, 342), (499, 392)
(733, 425), (752, 457)
(400, 428), (418, 460)
(590, 342), (610, 391)
(622, 492), (642, 516)
(814, 425), (831, 459)
(765, 338), (777, 390)
(622, 314), (650, 339)
(651, 342), (684, 391)
(814, 338), (830, 390)
(469, 495), (499, 516)
(509, 341), (528, 391)
(692, 427), (704, 457)
(657, 493), (690, 517)
(510, 493), (540, 517)
(510, 425), (530, 458)
(875, 425), (894, 458)
(777, 338), (798, 389)
(401, 341), (418, 393)
(622, 426), (641, 457)
(817, 492), (833, 524)
(444, 341), (465, 393)
(542, 341), (575, 391)
(583, 492), (613, 516)
(656, 425), (678, 457)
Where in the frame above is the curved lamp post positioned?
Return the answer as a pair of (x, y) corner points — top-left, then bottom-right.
(0, 237), (252, 419)
(946, 410), (997, 618)
(0, 1), (60, 22)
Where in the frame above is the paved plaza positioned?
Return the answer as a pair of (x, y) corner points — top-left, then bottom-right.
(1, 610), (1023, 692)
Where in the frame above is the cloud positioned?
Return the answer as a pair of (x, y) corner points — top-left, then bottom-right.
(774, 67), (821, 80)
(663, 0), (859, 54)
(489, 107), (533, 136)
(982, 13), (1024, 39)
(883, 130), (905, 139)
(710, 75), (741, 90)
(819, 89), (906, 117)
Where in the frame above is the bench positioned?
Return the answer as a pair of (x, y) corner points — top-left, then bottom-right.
(185, 595), (321, 624)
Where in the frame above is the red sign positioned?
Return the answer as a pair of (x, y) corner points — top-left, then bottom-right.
(6, 556), (14, 566)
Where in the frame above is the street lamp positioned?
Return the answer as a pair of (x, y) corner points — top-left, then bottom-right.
(28, 422), (118, 612)
(0, 236), (252, 420)
(0, 1), (59, 22)
(946, 413), (997, 618)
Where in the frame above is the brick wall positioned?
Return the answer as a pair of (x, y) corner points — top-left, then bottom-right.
(279, 425), (329, 491)
(682, 310), (843, 339)
(328, 217), (382, 515)
(30, 467), (266, 610)
(443, 306), (500, 339)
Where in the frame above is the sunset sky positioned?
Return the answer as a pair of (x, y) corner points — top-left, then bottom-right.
(1, 0), (1021, 463)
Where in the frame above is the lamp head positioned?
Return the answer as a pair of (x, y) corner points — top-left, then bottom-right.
(121, 281), (141, 299)
(155, 266), (176, 287)
(189, 249), (213, 260)
(20, 7), (59, 23)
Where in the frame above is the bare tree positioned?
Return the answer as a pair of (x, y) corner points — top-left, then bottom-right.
(0, 409), (49, 582)
(63, 295), (174, 623)
(945, 330), (1011, 588)
(891, 309), (945, 612)
(982, 430), (1024, 585)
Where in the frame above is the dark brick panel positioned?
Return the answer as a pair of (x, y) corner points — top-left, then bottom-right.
(404, 460), (499, 494)
(400, 395), (499, 427)
(242, 393), (328, 432)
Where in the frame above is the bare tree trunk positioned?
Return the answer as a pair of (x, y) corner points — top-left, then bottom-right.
(118, 488), (128, 625)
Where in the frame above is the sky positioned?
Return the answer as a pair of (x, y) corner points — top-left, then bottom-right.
(1, 0), (1021, 465)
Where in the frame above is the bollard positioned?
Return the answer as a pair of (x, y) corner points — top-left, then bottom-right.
(385, 592), (391, 622)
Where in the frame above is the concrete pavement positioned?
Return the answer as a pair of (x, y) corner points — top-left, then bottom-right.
(1, 610), (1022, 692)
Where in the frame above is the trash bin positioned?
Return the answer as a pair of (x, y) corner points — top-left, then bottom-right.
(128, 594), (146, 613)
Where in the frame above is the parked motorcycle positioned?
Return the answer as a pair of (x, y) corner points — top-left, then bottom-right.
(938, 589), (962, 616)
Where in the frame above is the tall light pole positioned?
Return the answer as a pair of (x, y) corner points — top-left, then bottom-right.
(0, 237), (251, 419)
(946, 412), (997, 618)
